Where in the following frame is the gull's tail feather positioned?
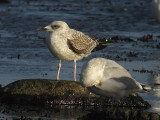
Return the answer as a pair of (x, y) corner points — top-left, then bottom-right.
(140, 83), (153, 91)
(92, 38), (112, 52)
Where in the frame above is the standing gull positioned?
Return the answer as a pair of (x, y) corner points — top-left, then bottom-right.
(37, 21), (108, 81)
(80, 58), (152, 98)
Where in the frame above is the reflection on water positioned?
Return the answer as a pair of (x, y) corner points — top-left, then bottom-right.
(0, 105), (91, 120)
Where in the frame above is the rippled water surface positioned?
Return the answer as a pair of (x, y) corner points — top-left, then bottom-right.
(0, 0), (160, 119)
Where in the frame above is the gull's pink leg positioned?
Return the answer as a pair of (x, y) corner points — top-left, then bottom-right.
(57, 59), (61, 80)
(74, 59), (76, 81)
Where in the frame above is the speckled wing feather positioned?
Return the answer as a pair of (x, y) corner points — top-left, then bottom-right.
(67, 31), (97, 54)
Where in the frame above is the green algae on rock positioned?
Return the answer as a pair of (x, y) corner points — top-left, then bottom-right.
(0, 79), (151, 108)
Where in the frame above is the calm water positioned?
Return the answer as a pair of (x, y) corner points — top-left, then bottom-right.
(0, 0), (160, 119)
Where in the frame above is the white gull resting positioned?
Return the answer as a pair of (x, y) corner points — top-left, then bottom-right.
(80, 58), (151, 98)
(37, 21), (108, 81)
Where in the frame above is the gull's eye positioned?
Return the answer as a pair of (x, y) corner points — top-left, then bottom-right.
(51, 25), (60, 29)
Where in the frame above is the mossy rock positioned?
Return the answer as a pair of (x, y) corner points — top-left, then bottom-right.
(0, 79), (151, 108)
(2, 79), (85, 96)
(0, 79), (91, 106)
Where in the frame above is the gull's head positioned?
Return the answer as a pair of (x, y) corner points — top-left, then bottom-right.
(37, 21), (69, 33)
(80, 58), (106, 88)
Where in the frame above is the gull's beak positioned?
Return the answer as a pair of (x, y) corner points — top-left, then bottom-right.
(37, 26), (47, 31)
(37, 26), (52, 32)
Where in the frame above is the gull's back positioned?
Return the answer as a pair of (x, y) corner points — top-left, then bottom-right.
(99, 59), (143, 97)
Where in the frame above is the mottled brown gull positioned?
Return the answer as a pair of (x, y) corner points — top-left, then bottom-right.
(37, 21), (108, 81)
(80, 58), (152, 98)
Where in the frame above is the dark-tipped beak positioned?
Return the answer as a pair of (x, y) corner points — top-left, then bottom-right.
(37, 27), (47, 31)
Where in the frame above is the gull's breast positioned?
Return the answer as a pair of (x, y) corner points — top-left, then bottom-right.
(45, 33), (88, 61)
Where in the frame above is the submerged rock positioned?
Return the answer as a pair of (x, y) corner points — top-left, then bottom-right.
(0, 79), (151, 109)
